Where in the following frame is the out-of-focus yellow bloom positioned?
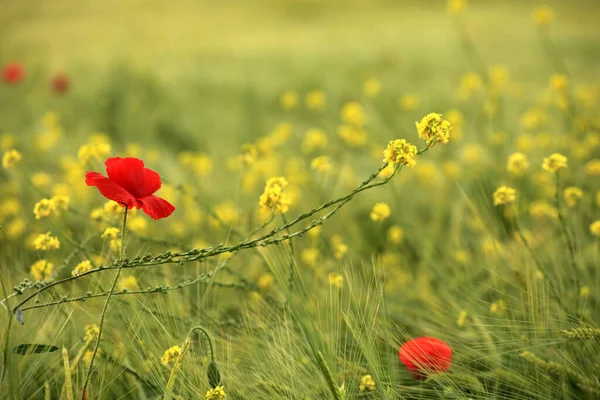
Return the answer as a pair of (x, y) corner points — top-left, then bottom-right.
(520, 108), (547, 129)
(488, 65), (510, 92)
(383, 139), (418, 168)
(370, 203), (391, 222)
(359, 374), (376, 392)
(363, 78), (381, 97)
(533, 6), (554, 26)
(238, 143), (259, 167)
(311, 156), (332, 173)
(259, 177), (291, 214)
(338, 125), (368, 147)
(446, 0), (466, 14)
(161, 346), (181, 366)
(580, 286), (590, 297)
(331, 235), (348, 260)
(31, 173), (52, 189)
(585, 159), (600, 176)
(4, 218), (25, 239)
(84, 324), (100, 341)
(119, 275), (138, 291)
(305, 89), (326, 111)
(301, 248), (319, 266)
(128, 216), (148, 234)
(102, 227), (120, 240)
(257, 273), (274, 290)
(461, 143), (485, 166)
(34, 232), (60, 251)
(507, 153), (529, 176)
(458, 73), (482, 99)
(72, 260), (93, 276)
(415, 113), (451, 145)
(442, 160), (462, 180)
(490, 300), (505, 314)
(596, 190), (600, 207)
(77, 141), (111, 164)
(328, 272), (344, 288)
(302, 128), (328, 153)
(206, 386), (226, 400)
(454, 249), (470, 264)
(529, 200), (558, 220)
(542, 153), (567, 173)
(387, 225), (404, 244)
(0, 133), (16, 150)
(280, 90), (298, 110)
(445, 110), (464, 141)
(457, 310), (468, 327)
(563, 187), (583, 208)
(51, 195), (70, 212)
(30, 260), (55, 281)
(33, 199), (55, 220)
(493, 186), (516, 206)
(341, 102), (366, 127)
(549, 74), (568, 93)
(2, 149), (21, 169)
(399, 95), (419, 111)
(590, 221), (600, 237)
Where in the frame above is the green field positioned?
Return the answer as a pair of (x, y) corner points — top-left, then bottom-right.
(1, 1), (600, 399)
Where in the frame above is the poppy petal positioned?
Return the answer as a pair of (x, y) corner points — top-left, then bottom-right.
(139, 195), (175, 220)
(105, 157), (146, 198)
(85, 172), (139, 209)
(140, 167), (161, 197)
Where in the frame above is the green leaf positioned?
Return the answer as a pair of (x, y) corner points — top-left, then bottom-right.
(12, 343), (59, 355)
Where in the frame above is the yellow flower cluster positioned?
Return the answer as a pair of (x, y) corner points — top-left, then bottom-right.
(311, 156), (332, 173)
(542, 153), (567, 172)
(590, 221), (600, 237)
(206, 386), (226, 400)
(363, 78), (381, 97)
(370, 203), (391, 222)
(383, 139), (418, 168)
(178, 152), (214, 176)
(493, 186), (516, 206)
(119, 275), (139, 291)
(259, 177), (291, 214)
(328, 272), (343, 288)
(302, 128), (328, 153)
(84, 324), (100, 341)
(34, 232), (61, 251)
(72, 260), (93, 276)
(30, 260), (55, 281)
(415, 113), (452, 145)
(305, 89), (326, 111)
(387, 225), (405, 244)
(341, 102), (366, 126)
(507, 152), (529, 175)
(330, 235), (348, 260)
(161, 346), (181, 366)
(563, 187), (583, 208)
(359, 374), (376, 392)
(101, 227), (120, 240)
(2, 149), (22, 169)
(33, 196), (71, 219)
(77, 136), (111, 164)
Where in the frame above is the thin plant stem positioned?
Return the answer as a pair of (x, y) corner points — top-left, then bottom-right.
(80, 206), (128, 399)
(554, 172), (580, 295)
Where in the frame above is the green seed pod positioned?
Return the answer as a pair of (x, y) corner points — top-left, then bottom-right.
(207, 360), (221, 388)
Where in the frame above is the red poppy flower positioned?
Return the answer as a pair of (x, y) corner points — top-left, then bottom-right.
(51, 72), (70, 94)
(86, 157), (175, 220)
(399, 336), (452, 379)
(2, 62), (25, 84)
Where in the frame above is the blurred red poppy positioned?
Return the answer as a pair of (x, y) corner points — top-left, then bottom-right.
(398, 336), (452, 379)
(2, 62), (25, 84)
(51, 72), (70, 94)
(86, 157), (175, 220)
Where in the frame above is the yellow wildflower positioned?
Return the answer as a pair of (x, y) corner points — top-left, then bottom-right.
(399, 94), (419, 111)
(415, 113), (452, 145)
(529, 200), (558, 220)
(359, 374), (376, 392)
(33, 199), (55, 220)
(563, 187), (583, 208)
(533, 6), (554, 26)
(338, 124), (368, 147)
(363, 78), (381, 97)
(585, 159), (600, 176)
(328, 272), (344, 288)
(259, 177), (291, 214)
(507, 152), (529, 176)
(457, 310), (468, 327)
(493, 186), (516, 206)
(84, 324), (100, 341)
(258, 273), (274, 290)
(302, 128), (328, 153)
(30, 260), (55, 281)
(387, 225), (404, 244)
(549, 74), (568, 93)
(542, 153), (567, 173)
(280, 90), (298, 110)
(580, 286), (590, 297)
(206, 386), (226, 400)
(311, 156), (332, 173)
(341, 102), (366, 126)
(51, 195), (70, 211)
(301, 248), (319, 266)
(119, 275), (139, 291)
(72, 260), (93, 276)
(590, 221), (600, 237)
(31, 173), (52, 189)
(161, 346), (181, 366)
(2, 149), (22, 169)
(383, 139), (418, 168)
(370, 203), (391, 222)
(101, 227), (120, 240)
(305, 89), (326, 111)
(34, 232), (60, 251)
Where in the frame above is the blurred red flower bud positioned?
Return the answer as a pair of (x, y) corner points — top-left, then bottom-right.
(2, 62), (25, 84)
(51, 72), (70, 94)
(398, 336), (452, 379)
